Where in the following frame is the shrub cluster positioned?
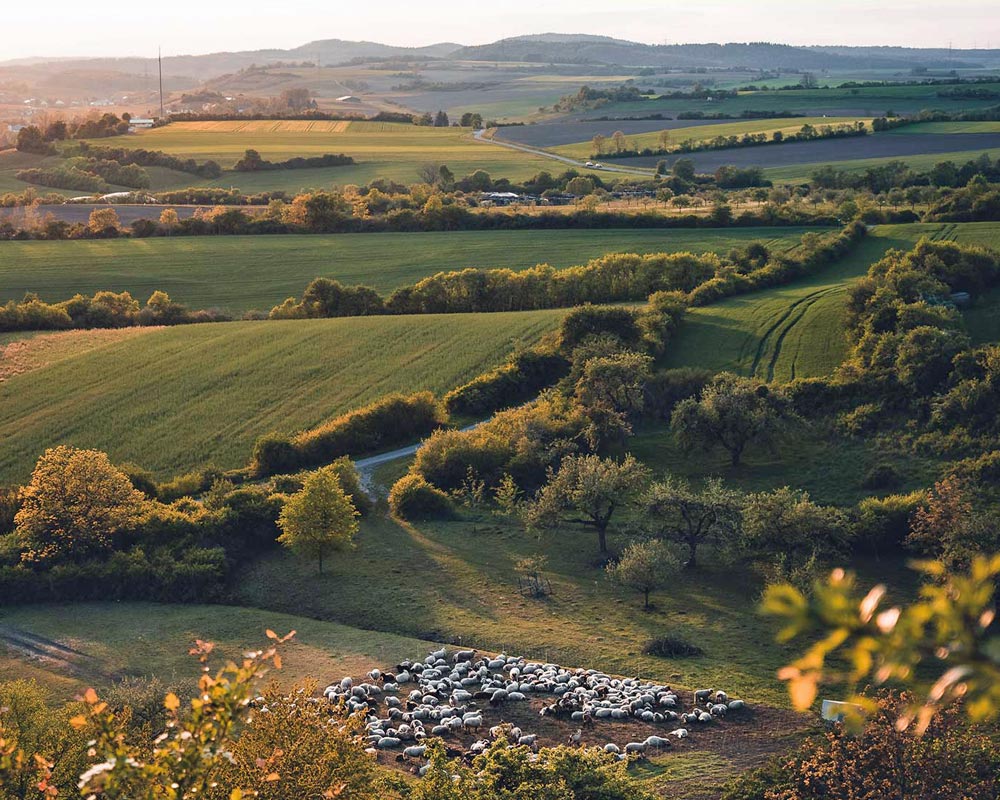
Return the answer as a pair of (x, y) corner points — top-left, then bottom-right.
(251, 393), (446, 477)
(233, 148), (353, 171)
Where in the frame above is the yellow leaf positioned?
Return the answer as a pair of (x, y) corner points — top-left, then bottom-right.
(265, 772), (280, 782)
(788, 674), (818, 710)
(68, 714), (87, 731)
(164, 693), (180, 712)
(83, 688), (99, 705)
(265, 629), (277, 640)
(230, 790), (243, 800)
(273, 654), (282, 670)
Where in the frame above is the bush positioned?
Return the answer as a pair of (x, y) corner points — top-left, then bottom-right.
(444, 347), (569, 416)
(252, 393), (447, 477)
(644, 367), (712, 421)
(388, 474), (454, 520)
(643, 635), (704, 658)
(862, 462), (902, 490)
(850, 491), (926, 556)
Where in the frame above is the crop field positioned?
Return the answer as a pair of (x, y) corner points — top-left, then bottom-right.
(662, 222), (1000, 383)
(571, 82), (1000, 120)
(765, 146), (1000, 183)
(0, 227), (818, 312)
(494, 118), (740, 148)
(123, 120), (566, 187)
(551, 116), (872, 158)
(0, 310), (565, 482)
(603, 131), (1000, 173)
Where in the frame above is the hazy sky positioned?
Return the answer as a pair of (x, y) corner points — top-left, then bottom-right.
(4, 0), (1000, 60)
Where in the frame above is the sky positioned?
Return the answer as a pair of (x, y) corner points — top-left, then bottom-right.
(3, 0), (1000, 60)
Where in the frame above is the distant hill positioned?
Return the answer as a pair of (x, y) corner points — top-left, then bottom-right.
(451, 37), (999, 70)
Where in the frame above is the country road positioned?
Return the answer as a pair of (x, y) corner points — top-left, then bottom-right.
(473, 129), (654, 177)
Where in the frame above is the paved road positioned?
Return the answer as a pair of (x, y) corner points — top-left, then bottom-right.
(473, 129), (654, 177)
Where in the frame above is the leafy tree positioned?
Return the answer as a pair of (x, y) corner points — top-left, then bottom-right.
(158, 208), (180, 231)
(607, 539), (680, 609)
(573, 351), (651, 420)
(433, 110), (450, 127)
(764, 555), (1000, 731)
(565, 176), (596, 196)
(88, 208), (121, 235)
(591, 133), (606, 154)
(672, 158), (696, 181)
(671, 372), (790, 466)
(15, 126), (51, 154)
(611, 130), (627, 152)
(742, 487), (849, 578)
(906, 475), (1000, 570)
(526, 454), (650, 554)
(638, 476), (742, 568)
(16, 446), (147, 565)
(277, 467), (359, 574)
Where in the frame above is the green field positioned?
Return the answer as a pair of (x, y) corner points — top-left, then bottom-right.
(0, 310), (565, 481)
(886, 121), (1000, 134)
(576, 82), (1000, 120)
(122, 120), (574, 188)
(552, 117), (871, 159)
(766, 147), (1000, 183)
(0, 227), (819, 312)
(663, 222), (1000, 381)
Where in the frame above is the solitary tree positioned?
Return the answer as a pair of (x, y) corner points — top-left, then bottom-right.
(277, 467), (359, 574)
(16, 446), (147, 565)
(607, 539), (680, 609)
(657, 130), (670, 150)
(592, 133), (606, 154)
(88, 208), (121, 235)
(158, 208), (180, 232)
(638, 476), (742, 569)
(526, 454), (650, 554)
(670, 372), (790, 466)
(611, 130), (627, 153)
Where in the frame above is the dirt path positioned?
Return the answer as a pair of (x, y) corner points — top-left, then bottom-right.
(473, 129), (655, 178)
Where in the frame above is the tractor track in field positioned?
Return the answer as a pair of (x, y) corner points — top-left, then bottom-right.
(0, 624), (115, 682)
(749, 285), (843, 381)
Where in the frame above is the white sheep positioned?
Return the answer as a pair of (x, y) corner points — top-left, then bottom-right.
(670, 728), (689, 739)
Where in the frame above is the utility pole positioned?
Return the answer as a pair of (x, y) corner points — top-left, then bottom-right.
(158, 47), (165, 119)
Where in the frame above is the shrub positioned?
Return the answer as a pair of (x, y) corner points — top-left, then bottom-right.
(251, 434), (300, 477)
(850, 491), (926, 556)
(644, 367), (712, 420)
(444, 347), (569, 417)
(643, 634), (704, 658)
(861, 462), (902, 490)
(388, 474), (454, 520)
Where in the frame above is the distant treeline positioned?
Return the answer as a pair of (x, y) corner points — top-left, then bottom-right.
(597, 121), (868, 159)
(233, 149), (354, 172)
(73, 142), (223, 178)
(166, 110), (416, 124)
(17, 157), (151, 192)
(268, 224), (867, 320)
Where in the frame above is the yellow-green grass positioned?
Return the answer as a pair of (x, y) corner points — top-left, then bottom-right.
(0, 602), (436, 701)
(119, 120), (576, 187)
(553, 117), (871, 159)
(662, 222), (1000, 382)
(0, 227), (818, 313)
(235, 515), (799, 708)
(0, 310), (565, 482)
(766, 147), (1000, 183)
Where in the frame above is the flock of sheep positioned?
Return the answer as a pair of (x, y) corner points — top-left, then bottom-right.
(322, 647), (749, 770)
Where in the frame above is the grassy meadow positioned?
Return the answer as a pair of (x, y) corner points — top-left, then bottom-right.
(123, 120), (573, 188)
(0, 310), (565, 482)
(663, 222), (1000, 381)
(0, 227), (818, 312)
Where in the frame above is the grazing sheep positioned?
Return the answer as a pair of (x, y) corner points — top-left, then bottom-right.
(697, 711), (713, 723)
(403, 745), (427, 759)
(377, 737), (402, 749)
(462, 715), (483, 731)
(728, 699), (746, 711)
(624, 742), (646, 755)
(715, 690), (729, 703)
(694, 689), (713, 704)
(644, 735), (670, 749)
(453, 649), (475, 662)
(517, 734), (537, 746)
(568, 728), (583, 745)
(604, 743), (620, 754)
(710, 704), (728, 717)
(670, 728), (689, 739)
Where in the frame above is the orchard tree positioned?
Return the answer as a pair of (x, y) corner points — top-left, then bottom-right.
(15, 446), (147, 565)
(607, 539), (680, 609)
(277, 467), (359, 574)
(611, 130), (627, 152)
(742, 486), (849, 578)
(638, 476), (742, 568)
(592, 133), (606, 154)
(526, 454), (650, 554)
(671, 372), (790, 466)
